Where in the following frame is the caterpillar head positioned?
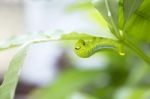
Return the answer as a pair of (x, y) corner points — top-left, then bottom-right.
(74, 39), (91, 58)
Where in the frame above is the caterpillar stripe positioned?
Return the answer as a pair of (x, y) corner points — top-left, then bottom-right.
(74, 37), (125, 58)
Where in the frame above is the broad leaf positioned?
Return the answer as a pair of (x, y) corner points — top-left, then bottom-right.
(0, 43), (30, 99)
(29, 69), (103, 99)
(92, 0), (119, 29)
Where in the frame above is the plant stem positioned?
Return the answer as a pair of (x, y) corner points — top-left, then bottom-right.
(123, 39), (150, 65)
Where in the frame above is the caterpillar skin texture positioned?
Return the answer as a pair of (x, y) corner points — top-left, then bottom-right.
(74, 38), (123, 58)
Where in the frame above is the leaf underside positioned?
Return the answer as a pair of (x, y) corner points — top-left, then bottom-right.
(93, 0), (119, 28)
(0, 44), (30, 99)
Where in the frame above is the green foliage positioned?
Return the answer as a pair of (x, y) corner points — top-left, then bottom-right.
(125, 0), (150, 42)
(0, 0), (150, 99)
(123, 0), (144, 23)
(92, 0), (119, 32)
(29, 69), (102, 99)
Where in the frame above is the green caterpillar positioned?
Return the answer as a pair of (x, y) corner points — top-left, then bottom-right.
(74, 37), (125, 58)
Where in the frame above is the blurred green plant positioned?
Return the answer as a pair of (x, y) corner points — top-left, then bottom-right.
(0, 0), (150, 99)
(28, 69), (104, 99)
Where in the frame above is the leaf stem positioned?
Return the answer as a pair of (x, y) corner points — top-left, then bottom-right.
(123, 39), (150, 65)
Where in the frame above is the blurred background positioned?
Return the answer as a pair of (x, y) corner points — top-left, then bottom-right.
(0, 0), (150, 99)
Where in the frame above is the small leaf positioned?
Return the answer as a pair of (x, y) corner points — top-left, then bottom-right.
(0, 43), (30, 99)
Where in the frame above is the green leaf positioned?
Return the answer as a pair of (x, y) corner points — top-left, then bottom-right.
(29, 69), (103, 99)
(0, 33), (50, 51)
(125, 0), (150, 42)
(92, 0), (119, 29)
(0, 43), (30, 99)
(0, 32), (94, 99)
(123, 0), (144, 23)
(0, 32), (96, 51)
